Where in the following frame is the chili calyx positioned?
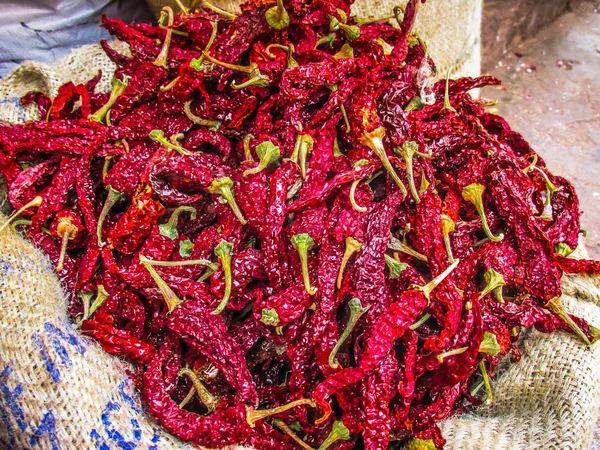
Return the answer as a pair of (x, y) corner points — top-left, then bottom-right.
(385, 253), (408, 279)
(291, 233), (317, 295)
(317, 420), (350, 450)
(212, 240), (234, 314)
(409, 439), (437, 450)
(461, 183), (504, 242)
(97, 186), (124, 247)
(480, 268), (506, 302)
(159, 206), (197, 239)
(479, 331), (500, 356)
(56, 217), (79, 271)
(265, 0), (290, 30)
(243, 141), (280, 176)
(0, 195), (43, 234)
(208, 177), (247, 225)
(261, 308), (280, 326)
(329, 16), (360, 41)
(245, 398), (315, 428)
(328, 297), (370, 369)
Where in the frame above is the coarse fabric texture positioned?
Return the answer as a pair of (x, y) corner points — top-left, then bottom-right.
(0, 38), (600, 450)
(145, 0), (482, 79)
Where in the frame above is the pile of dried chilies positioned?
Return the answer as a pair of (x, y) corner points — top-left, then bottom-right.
(1, 0), (599, 448)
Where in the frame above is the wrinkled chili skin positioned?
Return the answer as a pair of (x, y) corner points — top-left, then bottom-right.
(0, 0), (598, 449)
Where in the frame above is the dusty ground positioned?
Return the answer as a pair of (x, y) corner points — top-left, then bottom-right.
(481, 0), (600, 258)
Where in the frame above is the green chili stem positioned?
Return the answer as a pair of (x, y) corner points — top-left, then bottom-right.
(272, 420), (315, 450)
(317, 420), (351, 450)
(159, 206), (197, 240)
(298, 134), (314, 179)
(202, 52), (256, 74)
(56, 220), (77, 272)
(173, 0), (189, 14)
(395, 141), (420, 203)
(409, 438), (437, 450)
(212, 240), (234, 314)
(354, 14), (394, 25)
(179, 368), (219, 412)
(201, 0), (237, 19)
(246, 398), (315, 428)
(140, 254), (183, 313)
(197, 265), (216, 283)
(336, 236), (362, 288)
(314, 33), (336, 49)
(410, 313), (431, 330)
(178, 385), (196, 408)
(404, 96), (424, 112)
(149, 129), (192, 155)
(87, 285), (110, 319)
(97, 187), (123, 247)
(231, 73), (270, 90)
(441, 214), (455, 263)
(243, 134), (254, 161)
(154, 7), (175, 69)
(349, 180), (367, 213)
(388, 235), (428, 262)
(291, 233), (317, 295)
(480, 360), (493, 405)
(442, 68), (456, 112)
(0, 196), (43, 234)
(89, 76), (129, 123)
(437, 346), (468, 363)
(461, 183), (504, 243)
(359, 127), (407, 196)
(340, 104), (351, 133)
(416, 259), (460, 301)
(140, 257), (217, 271)
(183, 101), (221, 131)
(329, 298), (370, 369)
(195, 20), (218, 67)
(208, 177), (247, 225)
(9, 219), (31, 231)
(469, 379), (485, 397)
(546, 297), (591, 346)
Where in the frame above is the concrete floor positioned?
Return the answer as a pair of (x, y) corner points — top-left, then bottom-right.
(481, 0), (600, 259)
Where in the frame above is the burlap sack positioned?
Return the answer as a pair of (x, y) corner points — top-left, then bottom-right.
(1, 38), (600, 450)
(145, 0), (482, 79)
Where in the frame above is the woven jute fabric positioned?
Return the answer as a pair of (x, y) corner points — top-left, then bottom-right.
(0, 37), (600, 450)
(145, 0), (482, 79)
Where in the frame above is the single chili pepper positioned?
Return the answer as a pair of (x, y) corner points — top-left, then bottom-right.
(81, 318), (154, 363)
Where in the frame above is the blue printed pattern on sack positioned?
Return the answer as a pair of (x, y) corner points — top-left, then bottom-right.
(0, 364), (59, 449)
(31, 321), (87, 383)
(90, 378), (163, 450)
